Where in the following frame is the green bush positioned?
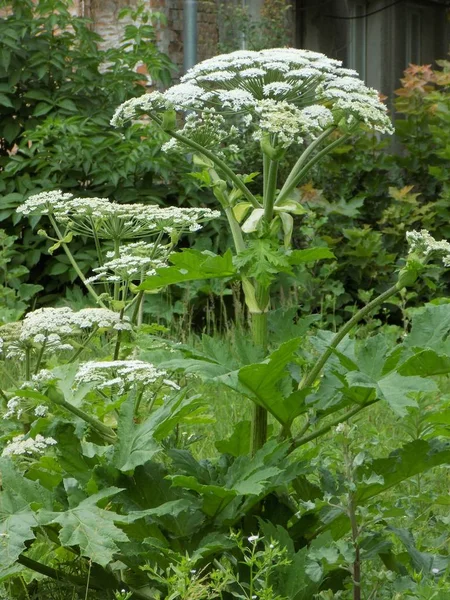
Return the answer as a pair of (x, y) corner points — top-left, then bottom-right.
(0, 0), (209, 312)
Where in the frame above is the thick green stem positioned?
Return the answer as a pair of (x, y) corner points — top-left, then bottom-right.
(224, 206), (246, 254)
(149, 111), (261, 209)
(17, 555), (103, 591)
(299, 284), (400, 393)
(25, 348), (31, 381)
(48, 215), (106, 308)
(291, 399), (378, 450)
(68, 326), (99, 363)
(275, 126), (336, 205)
(17, 555), (152, 600)
(113, 238), (121, 302)
(250, 285), (270, 454)
(263, 159), (279, 222)
(113, 308), (125, 360)
(34, 338), (47, 375)
(132, 290), (145, 325)
(47, 389), (116, 441)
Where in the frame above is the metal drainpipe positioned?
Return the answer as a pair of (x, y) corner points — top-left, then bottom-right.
(183, 0), (198, 74)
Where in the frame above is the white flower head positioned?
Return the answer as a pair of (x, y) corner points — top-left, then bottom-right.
(112, 47), (393, 150)
(17, 190), (73, 216)
(406, 229), (450, 266)
(2, 434), (57, 457)
(73, 360), (178, 395)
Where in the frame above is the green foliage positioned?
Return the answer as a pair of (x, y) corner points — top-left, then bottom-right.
(0, 0), (207, 312)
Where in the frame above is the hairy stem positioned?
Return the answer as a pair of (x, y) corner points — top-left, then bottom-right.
(113, 309), (125, 360)
(343, 441), (361, 600)
(48, 215), (106, 308)
(47, 389), (116, 441)
(299, 284), (400, 392)
(149, 111), (261, 209)
(25, 347), (31, 381)
(34, 338), (47, 375)
(224, 206), (246, 254)
(250, 285), (270, 454)
(68, 326), (99, 363)
(291, 399), (379, 450)
(263, 158), (279, 222)
(17, 555), (103, 591)
(275, 126), (336, 205)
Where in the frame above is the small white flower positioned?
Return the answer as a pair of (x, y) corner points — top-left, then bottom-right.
(248, 535), (259, 543)
(2, 434), (57, 457)
(34, 405), (49, 417)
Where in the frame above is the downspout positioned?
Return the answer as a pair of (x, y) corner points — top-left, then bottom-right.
(183, 0), (198, 73)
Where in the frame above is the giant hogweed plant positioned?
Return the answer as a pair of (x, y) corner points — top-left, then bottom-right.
(111, 47), (394, 453)
(3, 49), (450, 599)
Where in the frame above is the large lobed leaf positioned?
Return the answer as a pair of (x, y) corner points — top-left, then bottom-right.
(138, 249), (235, 291)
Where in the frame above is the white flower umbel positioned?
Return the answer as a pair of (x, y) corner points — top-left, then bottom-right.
(86, 242), (169, 285)
(2, 434), (57, 457)
(19, 307), (132, 350)
(3, 396), (23, 419)
(111, 47), (393, 138)
(161, 109), (240, 157)
(71, 308), (132, 331)
(17, 190), (73, 216)
(17, 192), (220, 240)
(73, 360), (179, 395)
(406, 229), (450, 266)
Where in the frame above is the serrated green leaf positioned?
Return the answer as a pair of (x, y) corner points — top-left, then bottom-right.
(0, 459), (52, 569)
(234, 238), (292, 288)
(138, 249), (235, 291)
(113, 394), (204, 472)
(215, 420), (251, 457)
(238, 338), (307, 425)
(399, 349), (450, 377)
(288, 247), (335, 265)
(405, 304), (450, 354)
(38, 488), (128, 567)
(169, 475), (237, 517)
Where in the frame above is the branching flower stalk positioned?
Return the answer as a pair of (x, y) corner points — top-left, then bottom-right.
(47, 213), (107, 308)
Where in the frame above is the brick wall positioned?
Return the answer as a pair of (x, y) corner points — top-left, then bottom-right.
(85, 0), (218, 73)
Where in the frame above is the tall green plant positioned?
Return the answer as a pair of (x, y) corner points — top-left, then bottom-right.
(112, 48), (394, 453)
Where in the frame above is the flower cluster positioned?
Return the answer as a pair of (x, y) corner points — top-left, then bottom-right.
(2, 307), (132, 360)
(86, 242), (168, 285)
(112, 48), (393, 142)
(17, 192), (221, 240)
(162, 109), (240, 157)
(2, 434), (57, 457)
(73, 360), (179, 395)
(406, 229), (450, 266)
(3, 395), (48, 420)
(254, 100), (333, 148)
